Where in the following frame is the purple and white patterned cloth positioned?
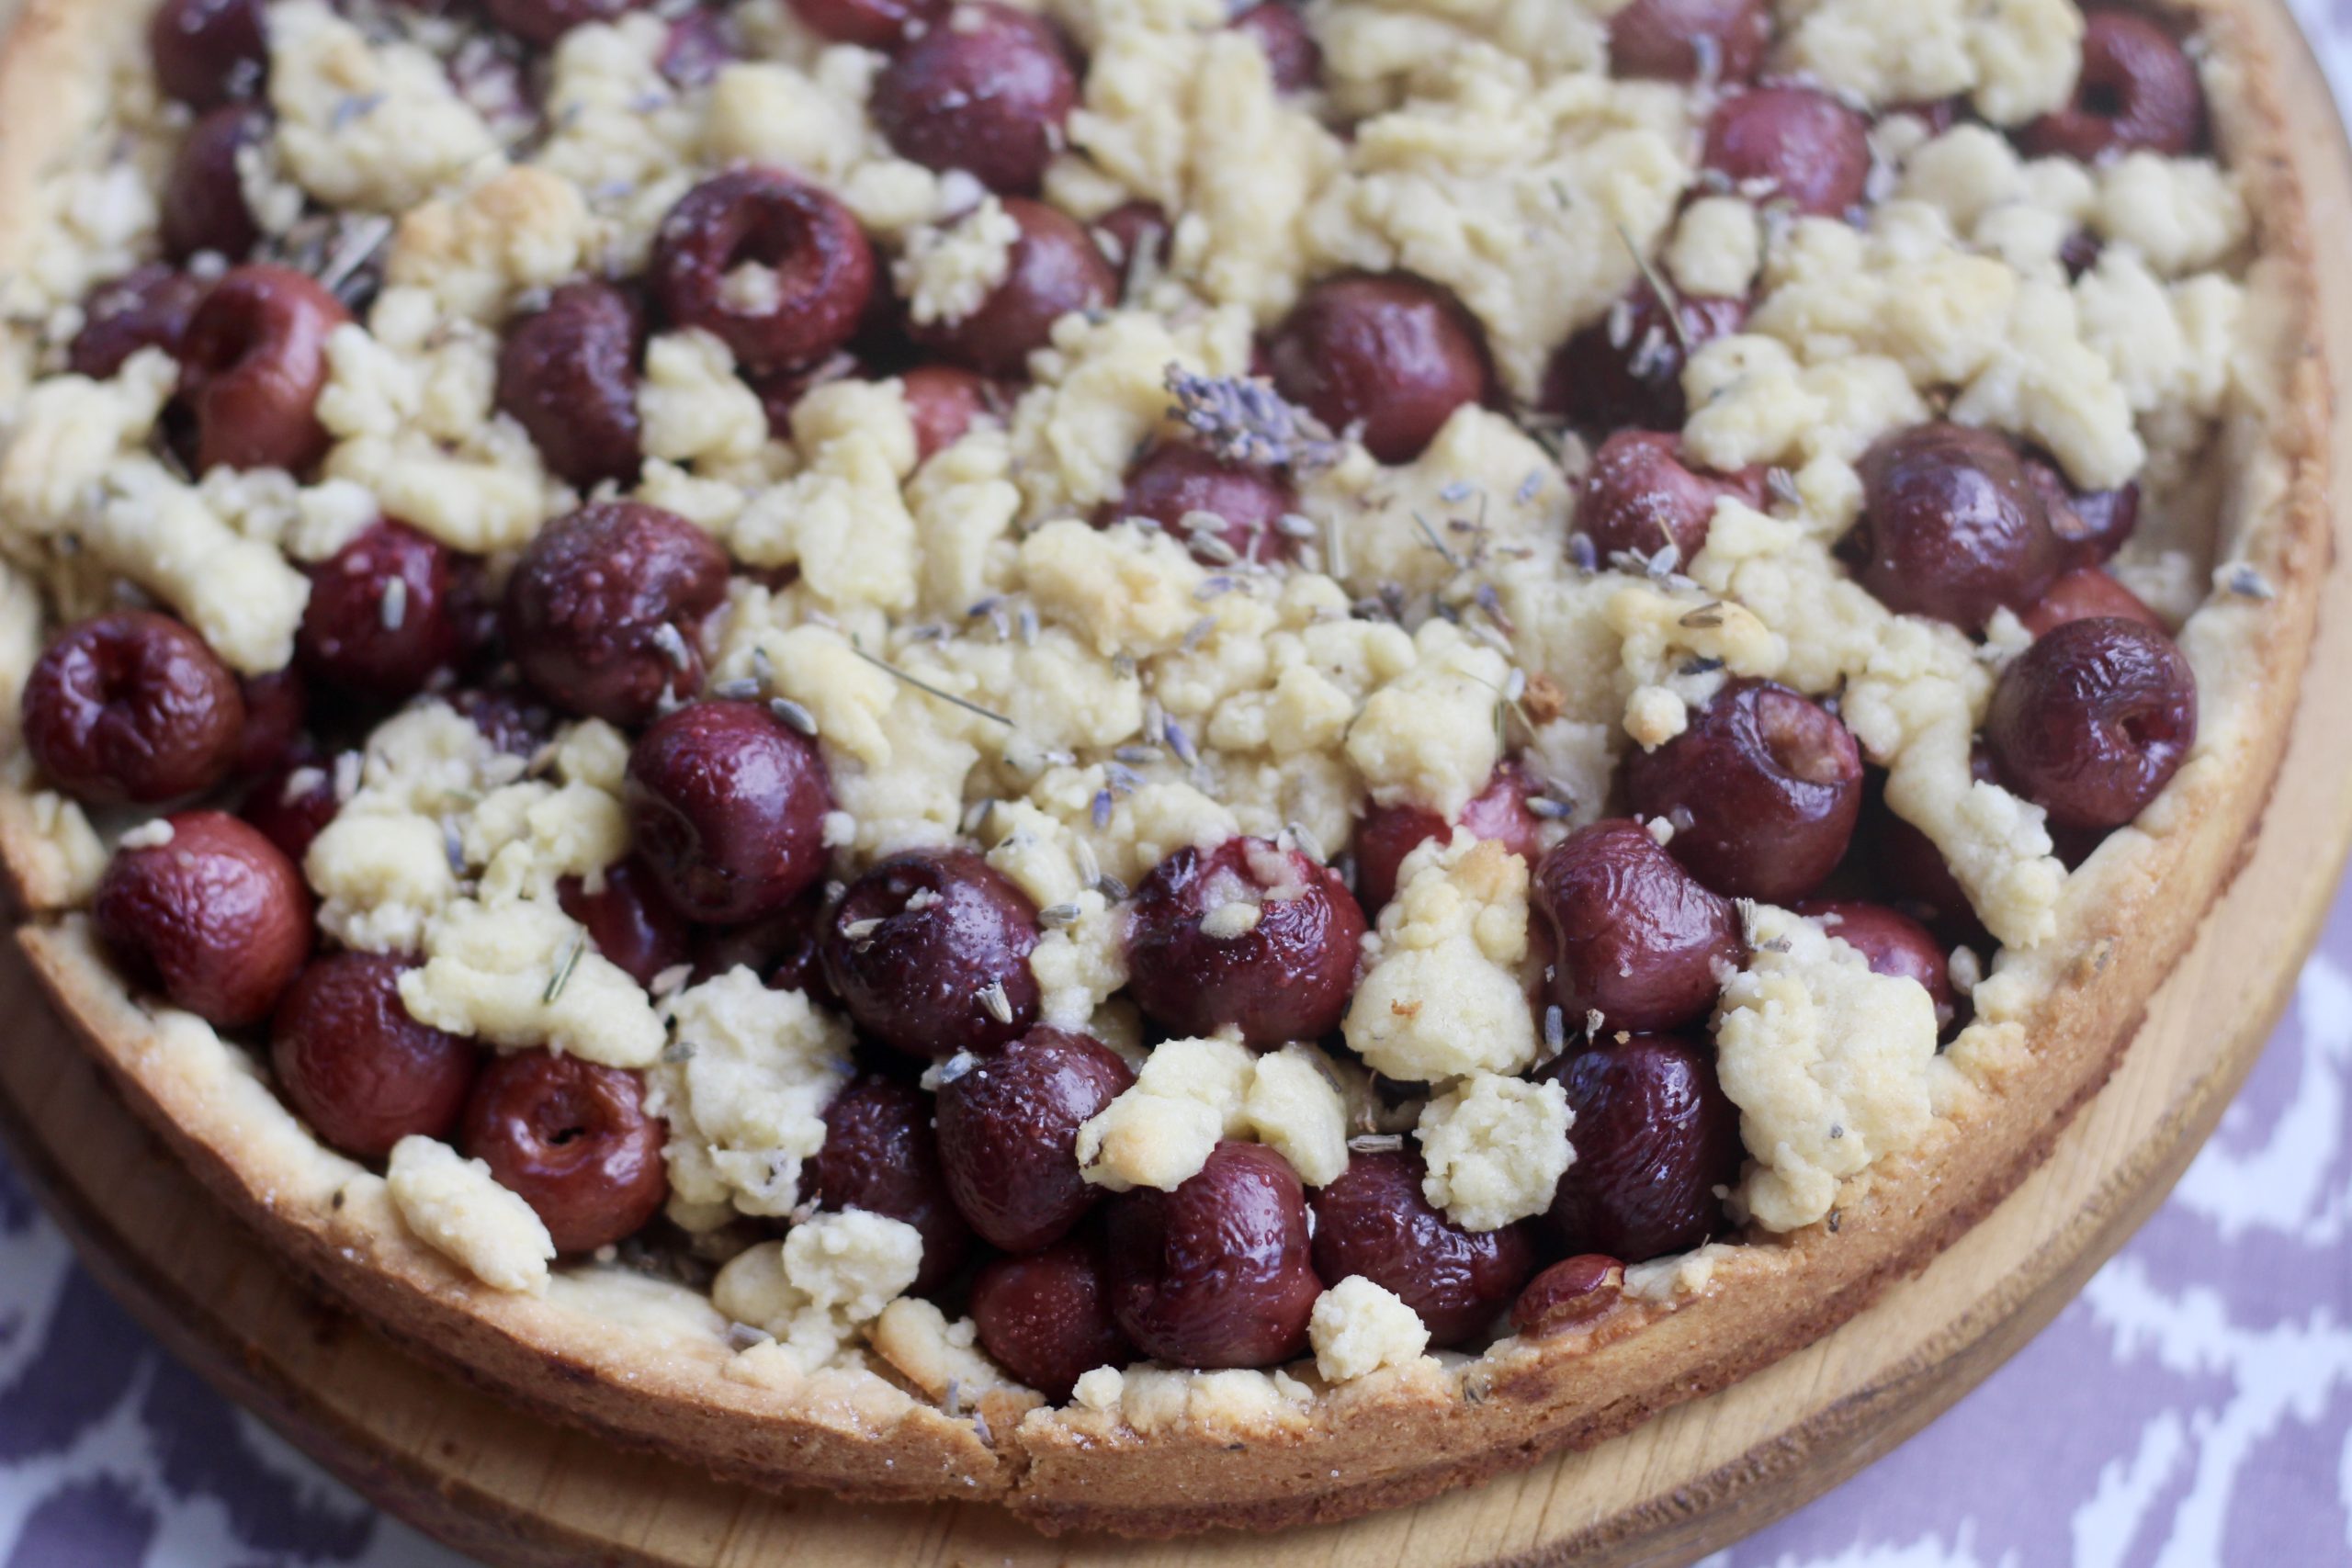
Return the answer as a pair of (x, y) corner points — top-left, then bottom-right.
(9, 8), (2352, 1562)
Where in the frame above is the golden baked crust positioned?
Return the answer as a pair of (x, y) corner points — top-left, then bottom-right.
(0, 0), (2329, 1537)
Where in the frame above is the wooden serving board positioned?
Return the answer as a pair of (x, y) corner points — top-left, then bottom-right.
(7, 4), (2352, 1564)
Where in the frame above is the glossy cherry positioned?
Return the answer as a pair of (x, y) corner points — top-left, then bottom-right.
(1538, 1032), (1740, 1263)
(179, 263), (352, 475)
(1609, 0), (1771, 84)
(2020, 9), (2204, 160)
(240, 751), (345, 865)
(787, 0), (947, 50)
(94, 810), (311, 1028)
(149, 0), (266, 110)
(650, 168), (876, 373)
(272, 953), (479, 1160)
(1848, 423), (2063, 631)
(871, 2), (1078, 196)
(558, 858), (693, 990)
(495, 281), (645, 491)
(1352, 763), (1545, 913)
(820, 848), (1042, 1058)
(1310, 1148), (1536, 1348)
(1533, 818), (1740, 1033)
(1544, 286), (1747, 434)
(2018, 567), (2164, 639)
(298, 519), (465, 703)
(23, 611), (245, 806)
(1622, 678), (1863, 903)
(810, 1073), (972, 1295)
(1702, 85), (1872, 218)
(899, 364), (994, 460)
(504, 502), (729, 727)
(1510, 1254), (1625, 1337)
(1984, 616), (2198, 831)
(934, 1026), (1135, 1253)
(462, 1050), (667, 1254)
(1575, 430), (1764, 569)
(163, 104), (269, 262)
(1105, 1141), (1322, 1369)
(909, 197), (1117, 379)
(970, 1234), (1134, 1400)
(1267, 274), (1494, 464)
(70, 265), (207, 380)
(626, 700), (835, 924)
(1102, 444), (1298, 567)
(1125, 837), (1367, 1048)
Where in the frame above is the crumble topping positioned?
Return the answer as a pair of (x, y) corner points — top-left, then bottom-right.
(0, 0), (2290, 1450)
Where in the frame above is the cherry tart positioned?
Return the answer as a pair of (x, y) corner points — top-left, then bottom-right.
(0, 0), (2322, 1540)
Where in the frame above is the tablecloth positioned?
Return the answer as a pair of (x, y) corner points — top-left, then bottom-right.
(9, 6), (2352, 1562)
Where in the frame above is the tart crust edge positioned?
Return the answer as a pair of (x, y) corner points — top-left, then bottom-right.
(0, 0), (2332, 1538)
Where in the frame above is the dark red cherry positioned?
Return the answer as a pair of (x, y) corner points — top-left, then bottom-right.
(2028, 459), (2141, 568)
(1352, 762), (1545, 913)
(503, 502), (730, 727)
(1702, 85), (1871, 218)
(934, 1027), (1135, 1253)
(272, 953), (479, 1160)
(1533, 819), (1739, 1033)
(1125, 837), (1366, 1049)
(1575, 430), (1765, 568)
(94, 810), (311, 1028)
(899, 364), (994, 460)
(626, 701), (835, 924)
(970, 1234), (1133, 1400)
(1310, 1148), (1536, 1348)
(1609, 0), (1771, 84)
(495, 281), (645, 491)
(1104, 1141), (1321, 1369)
(1511, 1253), (1625, 1337)
(787, 0), (947, 51)
(1267, 274), (1494, 464)
(2018, 567), (2164, 639)
(809, 1073), (971, 1295)
(1794, 899), (1955, 1032)
(179, 264), (352, 475)
(1848, 423), (2063, 631)
(150, 0), (266, 110)
(23, 611), (244, 806)
(163, 104), (269, 261)
(1543, 285), (1747, 434)
(1100, 444), (1298, 567)
(871, 3), (1078, 196)
(690, 889), (831, 998)
(909, 197), (1117, 379)
(231, 668), (306, 781)
(1230, 3), (1321, 93)
(1984, 616), (2197, 831)
(69, 265), (206, 380)
(461, 1050), (668, 1254)
(820, 848), (1042, 1058)
(1092, 200), (1171, 278)
(240, 751), (345, 865)
(1622, 678), (1863, 903)
(1538, 1032), (1739, 1263)
(558, 857), (692, 990)
(298, 519), (465, 703)
(2020, 10), (2204, 160)
(650, 168), (876, 373)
